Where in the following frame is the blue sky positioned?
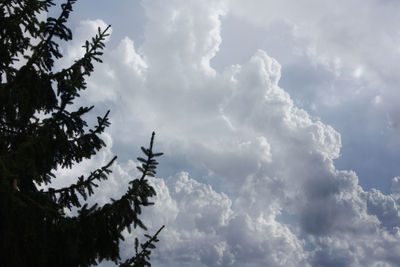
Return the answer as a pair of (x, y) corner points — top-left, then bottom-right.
(51, 0), (400, 266)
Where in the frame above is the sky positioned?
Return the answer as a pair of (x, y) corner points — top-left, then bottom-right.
(50, 0), (400, 266)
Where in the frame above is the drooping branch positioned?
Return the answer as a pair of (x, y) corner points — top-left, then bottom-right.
(64, 132), (164, 265)
(44, 155), (117, 209)
(93, 132), (163, 232)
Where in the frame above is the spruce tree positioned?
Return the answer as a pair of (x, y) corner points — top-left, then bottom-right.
(0, 1), (164, 266)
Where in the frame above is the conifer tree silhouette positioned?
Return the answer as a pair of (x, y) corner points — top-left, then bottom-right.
(0, 1), (163, 266)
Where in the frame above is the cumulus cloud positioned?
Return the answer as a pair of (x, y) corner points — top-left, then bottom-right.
(229, 0), (400, 133)
(57, 0), (400, 266)
(121, 172), (308, 267)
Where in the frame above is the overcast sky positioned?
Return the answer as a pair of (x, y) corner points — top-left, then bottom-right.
(52, 0), (400, 266)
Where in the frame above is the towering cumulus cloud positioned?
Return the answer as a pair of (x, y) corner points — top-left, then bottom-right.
(59, 0), (400, 266)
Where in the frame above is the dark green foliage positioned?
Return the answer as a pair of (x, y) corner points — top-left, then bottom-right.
(0, 1), (164, 266)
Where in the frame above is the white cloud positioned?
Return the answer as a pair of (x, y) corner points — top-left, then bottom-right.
(123, 172), (307, 267)
(57, 0), (400, 265)
(229, 0), (400, 132)
(392, 177), (400, 196)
